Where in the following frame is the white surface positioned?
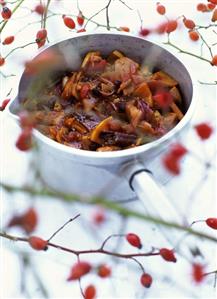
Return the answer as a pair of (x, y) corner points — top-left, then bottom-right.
(1, 1), (217, 298)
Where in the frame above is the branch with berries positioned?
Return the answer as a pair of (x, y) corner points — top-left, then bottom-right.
(1, 212), (217, 298)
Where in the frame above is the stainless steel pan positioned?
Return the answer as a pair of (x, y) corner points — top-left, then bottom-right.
(7, 33), (197, 248)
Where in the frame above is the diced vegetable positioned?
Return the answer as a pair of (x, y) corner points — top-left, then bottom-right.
(26, 50), (185, 151)
(90, 116), (113, 143)
(96, 146), (121, 151)
(133, 82), (153, 106)
(152, 71), (178, 87)
(170, 102), (184, 120)
(169, 86), (182, 102)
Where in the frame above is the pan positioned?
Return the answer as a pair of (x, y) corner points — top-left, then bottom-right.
(7, 33), (197, 249)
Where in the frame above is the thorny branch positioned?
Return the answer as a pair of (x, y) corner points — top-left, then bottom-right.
(0, 231), (160, 259)
(4, 41), (37, 59)
(164, 40), (212, 64)
(1, 182), (217, 243)
(105, 0), (112, 30)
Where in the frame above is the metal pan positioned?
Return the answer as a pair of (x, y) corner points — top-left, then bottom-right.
(7, 33), (197, 248)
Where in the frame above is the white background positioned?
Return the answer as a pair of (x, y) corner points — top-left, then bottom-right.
(1, 1), (217, 298)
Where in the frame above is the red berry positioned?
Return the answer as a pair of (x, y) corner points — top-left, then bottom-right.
(0, 0), (6, 6)
(192, 263), (205, 283)
(194, 123), (213, 140)
(197, 3), (208, 12)
(139, 28), (151, 36)
(140, 273), (153, 288)
(207, 3), (216, 10)
(21, 207), (38, 233)
(166, 20), (178, 33)
(163, 143), (187, 175)
(153, 92), (173, 108)
(36, 28), (47, 40)
(0, 57), (5, 66)
(159, 248), (177, 262)
(92, 208), (106, 225)
(2, 35), (14, 45)
(77, 11), (84, 26)
(1, 6), (12, 19)
(77, 28), (86, 33)
(28, 236), (48, 250)
(84, 285), (96, 299)
(155, 22), (167, 34)
(67, 261), (92, 281)
(19, 111), (35, 130)
(36, 28), (47, 48)
(0, 98), (10, 111)
(211, 55), (217, 66)
(63, 16), (76, 29)
(183, 18), (195, 30)
(189, 30), (200, 41)
(126, 233), (142, 249)
(170, 143), (188, 159)
(98, 264), (111, 278)
(119, 26), (130, 32)
(8, 207), (38, 233)
(162, 153), (180, 175)
(156, 3), (166, 15)
(16, 128), (32, 151)
(211, 8), (217, 21)
(208, 0), (217, 4)
(34, 4), (45, 15)
(206, 218), (217, 229)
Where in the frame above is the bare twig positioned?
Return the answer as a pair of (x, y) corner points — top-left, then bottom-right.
(5, 41), (37, 59)
(197, 30), (213, 58)
(164, 41), (211, 64)
(106, 0), (112, 30)
(43, 0), (51, 29)
(198, 80), (217, 85)
(118, 0), (133, 10)
(0, 71), (16, 78)
(47, 214), (81, 242)
(100, 234), (124, 250)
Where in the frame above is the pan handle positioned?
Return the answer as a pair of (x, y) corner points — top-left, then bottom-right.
(123, 162), (196, 258)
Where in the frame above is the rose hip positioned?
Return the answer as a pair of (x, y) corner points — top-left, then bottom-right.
(211, 8), (217, 21)
(63, 16), (76, 29)
(183, 18), (195, 30)
(140, 273), (153, 288)
(126, 233), (142, 249)
(28, 236), (48, 250)
(166, 20), (178, 33)
(98, 264), (111, 278)
(1, 6), (11, 19)
(189, 30), (199, 41)
(156, 3), (166, 15)
(192, 263), (205, 283)
(194, 123), (213, 139)
(84, 285), (96, 299)
(206, 218), (217, 229)
(77, 11), (84, 26)
(2, 35), (14, 45)
(159, 248), (177, 262)
(67, 261), (92, 280)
